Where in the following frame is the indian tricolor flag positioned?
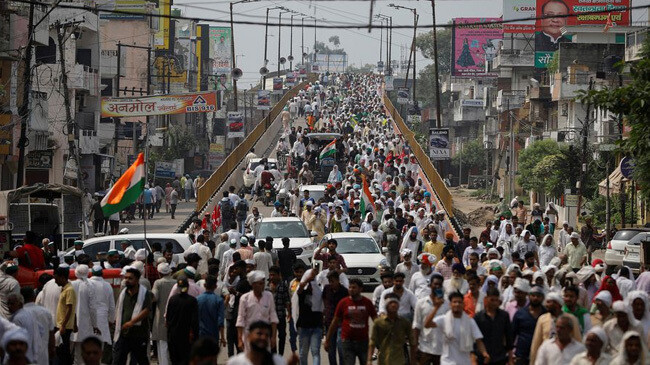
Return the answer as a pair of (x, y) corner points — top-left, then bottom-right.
(101, 153), (146, 216)
(360, 175), (376, 218)
(319, 139), (337, 160)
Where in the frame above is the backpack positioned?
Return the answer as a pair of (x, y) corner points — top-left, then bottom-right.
(236, 199), (249, 218)
(220, 200), (234, 220)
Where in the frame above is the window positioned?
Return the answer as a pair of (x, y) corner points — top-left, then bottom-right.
(148, 239), (184, 254)
(84, 241), (110, 261)
(129, 239), (150, 253)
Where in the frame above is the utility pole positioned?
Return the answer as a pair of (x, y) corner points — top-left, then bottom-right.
(508, 99), (514, 202)
(16, 0), (35, 186)
(56, 20), (84, 191)
(301, 17), (304, 66)
(379, 18), (383, 66)
(576, 78), (593, 222)
(430, 0), (442, 128)
(229, 2), (238, 110)
(289, 14), (294, 70)
(277, 11), (283, 74)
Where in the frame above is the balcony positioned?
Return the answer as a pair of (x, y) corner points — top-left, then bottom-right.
(493, 49), (535, 69)
(551, 72), (591, 101)
(79, 129), (99, 154)
(69, 64), (98, 95)
(528, 86), (551, 101)
(452, 99), (486, 124)
(626, 29), (647, 62)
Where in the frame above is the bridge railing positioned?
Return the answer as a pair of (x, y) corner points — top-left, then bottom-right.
(195, 75), (317, 212)
(383, 93), (455, 218)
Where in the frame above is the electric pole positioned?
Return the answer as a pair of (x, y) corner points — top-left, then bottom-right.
(576, 78), (594, 222)
(16, 0), (35, 187)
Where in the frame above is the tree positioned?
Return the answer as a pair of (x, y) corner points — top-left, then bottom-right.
(328, 35), (340, 48)
(314, 41), (346, 55)
(517, 139), (561, 193)
(577, 37), (650, 199)
(451, 140), (487, 172)
(415, 26), (452, 107)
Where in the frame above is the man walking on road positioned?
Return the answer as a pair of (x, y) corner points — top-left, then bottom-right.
(325, 278), (377, 365)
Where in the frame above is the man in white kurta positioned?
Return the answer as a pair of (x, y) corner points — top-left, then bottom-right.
(22, 287), (55, 365)
(535, 314), (586, 365)
(35, 277), (61, 322)
(88, 266), (116, 346)
(70, 265), (99, 365)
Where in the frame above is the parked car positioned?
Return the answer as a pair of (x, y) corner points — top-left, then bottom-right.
(622, 231), (650, 274)
(65, 233), (193, 264)
(313, 232), (387, 288)
(242, 158), (278, 189)
(605, 228), (650, 269)
(256, 217), (316, 265)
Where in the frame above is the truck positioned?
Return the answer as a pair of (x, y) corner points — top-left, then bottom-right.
(0, 183), (88, 254)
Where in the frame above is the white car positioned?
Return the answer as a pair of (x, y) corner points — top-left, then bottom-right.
(66, 233), (192, 263)
(243, 158), (278, 188)
(622, 231), (650, 274)
(605, 229), (648, 268)
(314, 232), (387, 287)
(256, 217), (316, 265)
(299, 184), (327, 203)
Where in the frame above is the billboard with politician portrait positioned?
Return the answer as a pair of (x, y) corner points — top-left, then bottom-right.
(209, 27), (232, 90)
(534, 0), (630, 68)
(452, 18), (503, 78)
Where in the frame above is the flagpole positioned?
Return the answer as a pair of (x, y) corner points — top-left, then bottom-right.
(143, 123), (148, 245)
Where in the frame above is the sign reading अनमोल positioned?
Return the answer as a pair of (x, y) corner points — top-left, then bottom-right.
(429, 128), (450, 160)
(101, 92), (217, 118)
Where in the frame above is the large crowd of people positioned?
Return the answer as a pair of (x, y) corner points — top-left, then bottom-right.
(0, 73), (649, 365)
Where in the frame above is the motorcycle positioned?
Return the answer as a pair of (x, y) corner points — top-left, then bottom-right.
(263, 183), (276, 206)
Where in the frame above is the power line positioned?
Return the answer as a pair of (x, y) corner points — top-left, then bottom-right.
(7, 0), (649, 30)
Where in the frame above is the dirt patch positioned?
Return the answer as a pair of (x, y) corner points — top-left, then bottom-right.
(465, 206), (496, 227)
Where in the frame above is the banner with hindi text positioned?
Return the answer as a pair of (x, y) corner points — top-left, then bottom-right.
(101, 92), (217, 117)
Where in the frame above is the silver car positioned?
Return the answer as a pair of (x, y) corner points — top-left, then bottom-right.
(605, 229), (649, 268)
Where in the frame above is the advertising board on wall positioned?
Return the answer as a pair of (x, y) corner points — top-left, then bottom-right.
(101, 92), (217, 117)
(256, 90), (271, 110)
(227, 111), (245, 139)
(452, 17), (503, 78)
(429, 128), (451, 160)
(209, 27), (233, 90)
(534, 0), (630, 68)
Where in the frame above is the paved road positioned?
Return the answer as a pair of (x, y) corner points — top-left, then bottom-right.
(112, 201), (197, 234)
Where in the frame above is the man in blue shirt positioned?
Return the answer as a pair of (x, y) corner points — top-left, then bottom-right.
(197, 275), (226, 346)
(511, 285), (546, 365)
(143, 185), (154, 219)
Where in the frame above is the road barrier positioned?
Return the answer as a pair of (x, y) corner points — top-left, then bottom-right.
(383, 93), (455, 219)
(195, 75), (317, 213)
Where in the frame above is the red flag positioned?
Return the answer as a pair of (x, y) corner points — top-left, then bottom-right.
(211, 204), (221, 232)
(201, 216), (208, 230)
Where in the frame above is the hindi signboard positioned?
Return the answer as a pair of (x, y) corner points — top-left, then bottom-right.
(101, 92), (217, 118)
(503, 0), (536, 33)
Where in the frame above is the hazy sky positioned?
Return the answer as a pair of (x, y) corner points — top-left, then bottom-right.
(172, 0), (650, 86)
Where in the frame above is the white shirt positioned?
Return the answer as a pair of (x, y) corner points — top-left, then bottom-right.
(316, 269), (349, 289)
(535, 339), (586, 365)
(35, 278), (61, 322)
(443, 278), (469, 296)
(433, 314), (484, 365)
(395, 263), (419, 288)
(188, 242), (213, 277)
(253, 251), (273, 276)
(569, 351), (612, 365)
(413, 296), (449, 355)
(539, 244), (557, 267)
(409, 270), (434, 299)
(378, 287), (417, 318)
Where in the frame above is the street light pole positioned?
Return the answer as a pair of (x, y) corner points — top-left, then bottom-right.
(389, 4), (418, 101)
(229, 1), (238, 110)
(430, 0), (442, 128)
(277, 12), (282, 74)
(289, 14), (294, 70)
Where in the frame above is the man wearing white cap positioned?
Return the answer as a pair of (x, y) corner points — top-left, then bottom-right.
(535, 314), (586, 365)
(602, 300), (643, 355)
(1, 327), (31, 364)
(71, 264), (100, 364)
(151, 263), (175, 365)
(395, 249), (418, 287)
(505, 278), (530, 320)
(236, 270), (278, 352)
(530, 292), (582, 361)
(88, 265), (116, 354)
(570, 326), (612, 365)
(565, 232), (587, 272)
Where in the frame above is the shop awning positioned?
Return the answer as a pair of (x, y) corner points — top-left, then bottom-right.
(598, 166), (629, 196)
